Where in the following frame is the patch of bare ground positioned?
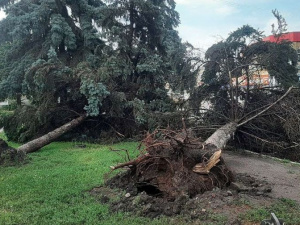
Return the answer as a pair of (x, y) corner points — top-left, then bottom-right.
(91, 172), (275, 224)
(90, 149), (300, 224)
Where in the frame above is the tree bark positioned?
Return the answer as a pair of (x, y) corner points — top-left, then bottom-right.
(16, 93), (22, 106)
(17, 115), (86, 153)
(205, 121), (237, 149)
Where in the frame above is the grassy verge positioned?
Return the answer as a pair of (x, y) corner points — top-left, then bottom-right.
(0, 135), (172, 225)
(240, 198), (300, 225)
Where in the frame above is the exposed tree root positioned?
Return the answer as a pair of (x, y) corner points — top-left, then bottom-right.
(111, 126), (235, 199)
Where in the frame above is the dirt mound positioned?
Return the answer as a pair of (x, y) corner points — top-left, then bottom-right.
(91, 173), (274, 223)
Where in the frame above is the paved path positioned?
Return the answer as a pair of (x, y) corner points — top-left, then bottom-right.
(223, 151), (300, 203)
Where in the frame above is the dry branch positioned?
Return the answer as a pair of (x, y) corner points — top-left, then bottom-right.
(110, 154), (151, 170)
(238, 86), (294, 127)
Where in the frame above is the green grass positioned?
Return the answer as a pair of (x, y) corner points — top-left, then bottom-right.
(0, 136), (172, 225)
(240, 198), (300, 225)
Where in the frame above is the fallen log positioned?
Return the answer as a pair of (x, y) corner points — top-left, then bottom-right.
(0, 115), (86, 165)
(17, 114), (86, 153)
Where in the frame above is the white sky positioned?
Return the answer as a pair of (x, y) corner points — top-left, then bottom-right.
(0, 9), (5, 20)
(175, 0), (300, 51)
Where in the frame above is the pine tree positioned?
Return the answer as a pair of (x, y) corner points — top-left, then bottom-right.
(94, 0), (197, 132)
(0, 0), (196, 141)
(190, 22), (299, 155)
(196, 25), (298, 123)
(0, 0), (107, 141)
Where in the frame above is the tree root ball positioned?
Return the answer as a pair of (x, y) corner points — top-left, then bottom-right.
(109, 128), (234, 200)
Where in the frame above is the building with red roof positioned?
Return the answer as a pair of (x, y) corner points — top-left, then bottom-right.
(263, 31), (300, 43)
(248, 31), (300, 86)
(263, 32), (300, 62)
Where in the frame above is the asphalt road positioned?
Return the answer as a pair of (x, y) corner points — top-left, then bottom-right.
(223, 151), (300, 203)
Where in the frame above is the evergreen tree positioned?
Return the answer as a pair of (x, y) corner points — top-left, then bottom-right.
(0, 0), (109, 142)
(194, 25), (298, 123)
(190, 21), (299, 154)
(95, 0), (196, 131)
(0, 0), (196, 141)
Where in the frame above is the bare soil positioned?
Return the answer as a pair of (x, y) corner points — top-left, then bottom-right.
(91, 150), (300, 224)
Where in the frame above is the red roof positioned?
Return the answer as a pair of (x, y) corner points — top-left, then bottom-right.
(263, 32), (300, 43)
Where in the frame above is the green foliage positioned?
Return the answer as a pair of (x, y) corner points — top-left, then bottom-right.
(3, 103), (84, 143)
(3, 106), (50, 143)
(0, 0), (106, 108)
(80, 79), (110, 116)
(194, 24), (298, 123)
(263, 41), (298, 87)
(0, 109), (13, 128)
(50, 13), (77, 50)
(95, 0), (196, 130)
(0, 0), (197, 139)
(0, 99), (17, 111)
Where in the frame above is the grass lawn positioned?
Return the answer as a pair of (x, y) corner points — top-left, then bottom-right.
(0, 134), (172, 225)
(1, 133), (300, 225)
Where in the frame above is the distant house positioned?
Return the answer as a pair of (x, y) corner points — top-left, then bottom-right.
(231, 32), (300, 88)
(263, 31), (300, 79)
(263, 31), (300, 49)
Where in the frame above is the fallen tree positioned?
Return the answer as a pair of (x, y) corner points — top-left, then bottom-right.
(110, 87), (294, 199)
(16, 114), (86, 153)
(0, 114), (86, 164)
(0, 88), (294, 199)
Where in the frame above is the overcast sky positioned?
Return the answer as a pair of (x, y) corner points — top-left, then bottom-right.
(175, 0), (300, 51)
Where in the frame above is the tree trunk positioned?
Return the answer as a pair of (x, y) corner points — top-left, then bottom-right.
(17, 115), (86, 153)
(16, 93), (22, 106)
(205, 121), (237, 149)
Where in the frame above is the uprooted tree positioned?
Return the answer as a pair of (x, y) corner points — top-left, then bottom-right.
(108, 85), (294, 199)
(0, 2), (299, 202)
(0, 0), (200, 165)
(189, 12), (300, 157)
(107, 11), (299, 198)
(0, 114), (86, 164)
